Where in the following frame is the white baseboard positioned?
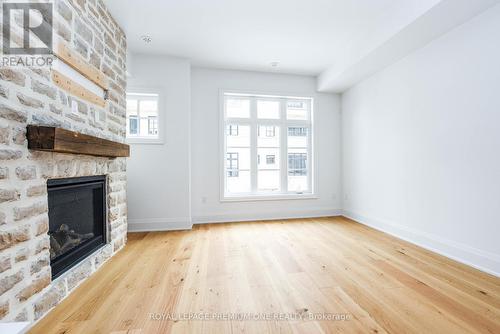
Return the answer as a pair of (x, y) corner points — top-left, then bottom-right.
(192, 208), (342, 224)
(343, 210), (500, 278)
(128, 209), (341, 232)
(128, 217), (193, 232)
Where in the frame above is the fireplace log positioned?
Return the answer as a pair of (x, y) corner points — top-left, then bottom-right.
(49, 224), (95, 259)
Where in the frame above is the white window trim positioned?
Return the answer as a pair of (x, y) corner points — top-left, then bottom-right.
(219, 89), (317, 202)
(126, 87), (164, 145)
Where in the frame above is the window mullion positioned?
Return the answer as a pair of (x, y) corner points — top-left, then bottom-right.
(250, 97), (258, 193)
(280, 98), (288, 194)
(308, 122), (313, 193)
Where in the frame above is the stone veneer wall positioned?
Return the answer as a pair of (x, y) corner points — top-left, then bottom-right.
(0, 0), (127, 322)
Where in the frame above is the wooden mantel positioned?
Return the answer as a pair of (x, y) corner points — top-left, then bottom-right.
(27, 126), (130, 158)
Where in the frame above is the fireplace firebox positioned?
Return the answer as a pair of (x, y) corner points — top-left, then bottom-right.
(47, 175), (107, 278)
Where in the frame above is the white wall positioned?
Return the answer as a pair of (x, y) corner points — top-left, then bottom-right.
(191, 68), (342, 222)
(341, 4), (500, 276)
(127, 54), (192, 231)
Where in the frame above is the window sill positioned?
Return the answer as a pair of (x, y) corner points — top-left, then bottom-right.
(126, 138), (164, 145)
(220, 193), (317, 202)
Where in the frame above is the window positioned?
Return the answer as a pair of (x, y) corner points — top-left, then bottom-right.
(148, 116), (158, 135)
(129, 115), (138, 135)
(266, 126), (276, 137)
(227, 153), (239, 177)
(288, 127), (307, 137)
(286, 100), (308, 120)
(222, 92), (313, 199)
(126, 92), (160, 142)
(257, 126), (276, 137)
(288, 153), (307, 175)
(227, 125), (239, 136)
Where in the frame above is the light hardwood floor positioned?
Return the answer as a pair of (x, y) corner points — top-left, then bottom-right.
(30, 217), (500, 334)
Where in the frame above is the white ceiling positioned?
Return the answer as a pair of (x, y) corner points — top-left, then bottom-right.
(105, 0), (434, 74)
(105, 0), (500, 91)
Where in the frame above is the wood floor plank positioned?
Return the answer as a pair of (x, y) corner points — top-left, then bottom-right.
(29, 217), (500, 334)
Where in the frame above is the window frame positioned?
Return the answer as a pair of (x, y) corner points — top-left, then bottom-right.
(126, 87), (164, 145)
(220, 90), (316, 202)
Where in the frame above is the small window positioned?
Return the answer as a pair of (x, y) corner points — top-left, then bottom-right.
(266, 127), (276, 137)
(227, 125), (239, 136)
(288, 127), (307, 137)
(148, 116), (158, 135)
(126, 92), (160, 141)
(258, 126), (276, 137)
(288, 153), (307, 175)
(227, 152), (239, 177)
(129, 115), (138, 135)
(287, 100), (309, 120)
(266, 155), (275, 164)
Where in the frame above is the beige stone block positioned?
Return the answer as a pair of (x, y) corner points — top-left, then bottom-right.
(56, 20), (72, 42)
(0, 226), (30, 251)
(14, 202), (48, 221)
(27, 184), (47, 197)
(0, 167), (8, 179)
(17, 92), (44, 108)
(40, 161), (55, 179)
(94, 245), (112, 268)
(0, 149), (23, 160)
(0, 126), (9, 144)
(0, 68), (25, 86)
(15, 166), (37, 180)
(0, 271), (24, 295)
(34, 216), (49, 236)
(31, 80), (56, 99)
(15, 248), (28, 263)
(67, 260), (92, 291)
(0, 103), (27, 123)
(30, 255), (50, 275)
(57, 0), (72, 22)
(30, 68), (51, 82)
(56, 160), (76, 177)
(0, 256), (11, 274)
(0, 300), (8, 320)
(33, 279), (66, 320)
(49, 104), (63, 115)
(17, 271), (51, 301)
(0, 84), (8, 99)
(13, 308), (28, 321)
(11, 127), (26, 145)
(34, 237), (49, 255)
(0, 189), (20, 203)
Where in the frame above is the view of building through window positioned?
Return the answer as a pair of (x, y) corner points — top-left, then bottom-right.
(223, 92), (313, 198)
(126, 92), (159, 139)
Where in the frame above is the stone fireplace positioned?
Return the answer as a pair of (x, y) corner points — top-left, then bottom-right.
(0, 0), (127, 323)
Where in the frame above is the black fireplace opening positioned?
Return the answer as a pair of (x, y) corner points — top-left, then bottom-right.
(47, 175), (107, 279)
